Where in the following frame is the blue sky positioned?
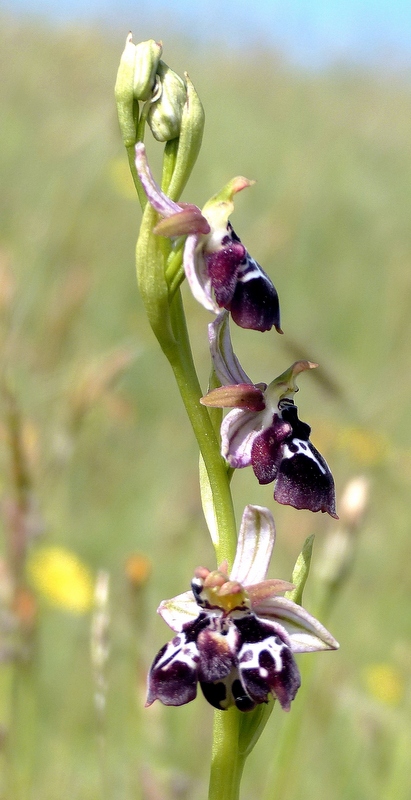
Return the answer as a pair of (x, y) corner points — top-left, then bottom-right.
(5, 0), (411, 67)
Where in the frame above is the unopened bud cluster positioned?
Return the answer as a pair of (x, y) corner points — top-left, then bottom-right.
(115, 33), (189, 146)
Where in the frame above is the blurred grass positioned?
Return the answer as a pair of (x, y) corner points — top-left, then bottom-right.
(0, 10), (411, 800)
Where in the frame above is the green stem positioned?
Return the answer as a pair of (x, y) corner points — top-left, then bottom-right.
(208, 709), (242, 800)
(166, 290), (237, 566)
(165, 293), (249, 799)
(162, 292), (243, 800)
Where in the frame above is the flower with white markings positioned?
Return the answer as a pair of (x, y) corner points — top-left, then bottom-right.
(201, 312), (337, 517)
(135, 143), (281, 332)
(146, 505), (338, 712)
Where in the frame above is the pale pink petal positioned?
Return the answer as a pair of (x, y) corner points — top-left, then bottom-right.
(230, 505), (276, 586)
(135, 142), (181, 217)
(183, 234), (219, 312)
(209, 311), (252, 385)
(220, 408), (262, 467)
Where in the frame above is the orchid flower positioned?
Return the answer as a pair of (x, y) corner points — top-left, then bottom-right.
(201, 312), (337, 518)
(146, 505), (339, 713)
(135, 142), (281, 332)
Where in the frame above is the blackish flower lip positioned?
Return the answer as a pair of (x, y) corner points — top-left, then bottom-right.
(205, 226), (282, 333)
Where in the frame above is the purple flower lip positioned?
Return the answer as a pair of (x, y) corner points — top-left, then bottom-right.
(201, 312), (338, 518)
(203, 223), (282, 333)
(146, 506), (339, 713)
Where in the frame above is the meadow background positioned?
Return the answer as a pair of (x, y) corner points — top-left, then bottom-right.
(1, 7), (411, 799)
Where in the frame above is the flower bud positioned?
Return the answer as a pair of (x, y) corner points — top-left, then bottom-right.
(115, 33), (162, 147)
(147, 61), (187, 142)
(165, 74), (205, 201)
(133, 39), (162, 101)
(115, 33), (139, 147)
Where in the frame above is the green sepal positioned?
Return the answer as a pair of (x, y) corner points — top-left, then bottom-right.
(202, 176), (255, 230)
(166, 74), (205, 202)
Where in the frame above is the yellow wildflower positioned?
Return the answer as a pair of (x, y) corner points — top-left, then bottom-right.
(28, 546), (94, 613)
(363, 663), (404, 706)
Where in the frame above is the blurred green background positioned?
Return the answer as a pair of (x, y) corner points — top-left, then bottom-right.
(0, 10), (411, 800)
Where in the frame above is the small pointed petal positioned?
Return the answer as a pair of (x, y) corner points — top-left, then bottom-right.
(215, 579), (243, 595)
(247, 579), (295, 604)
(183, 235), (219, 313)
(208, 311), (252, 385)
(231, 505), (276, 586)
(220, 407), (261, 468)
(135, 142), (181, 217)
(254, 596), (339, 653)
(158, 590), (199, 632)
(153, 206), (210, 237)
(201, 384), (265, 411)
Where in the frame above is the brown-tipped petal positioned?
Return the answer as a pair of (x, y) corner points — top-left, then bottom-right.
(203, 570), (229, 589)
(194, 566), (211, 580)
(291, 360), (318, 375)
(200, 384), (265, 411)
(217, 580), (244, 597)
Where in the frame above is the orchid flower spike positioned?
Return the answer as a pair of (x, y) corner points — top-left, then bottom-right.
(135, 143), (281, 332)
(201, 312), (338, 518)
(146, 505), (339, 712)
